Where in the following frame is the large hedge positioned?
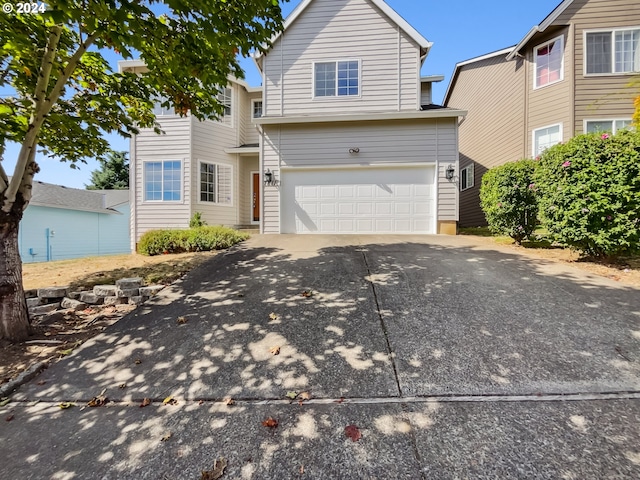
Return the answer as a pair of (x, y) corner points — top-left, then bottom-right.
(534, 130), (640, 257)
(479, 159), (539, 244)
(138, 226), (249, 256)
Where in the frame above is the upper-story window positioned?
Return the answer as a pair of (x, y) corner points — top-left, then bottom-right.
(534, 36), (564, 88)
(152, 96), (177, 116)
(144, 160), (182, 202)
(314, 60), (360, 98)
(217, 87), (232, 125)
(252, 100), (263, 118)
(586, 28), (640, 74)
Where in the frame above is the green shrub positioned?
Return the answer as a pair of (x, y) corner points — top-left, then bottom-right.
(138, 226), (248, 256)
(533, 130), (640, 257)
(479, 159), (539, 244)
(189, 212), (207, 228)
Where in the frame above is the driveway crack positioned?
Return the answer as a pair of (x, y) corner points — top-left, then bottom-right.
(361, 250), (403, 397)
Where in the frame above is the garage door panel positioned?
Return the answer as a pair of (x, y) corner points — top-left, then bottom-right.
(282, 167), (435, 234)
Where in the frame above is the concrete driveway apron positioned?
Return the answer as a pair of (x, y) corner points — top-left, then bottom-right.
(2, 234), (639, 479)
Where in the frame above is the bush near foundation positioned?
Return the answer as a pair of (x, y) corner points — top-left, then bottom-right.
(479, 159), (539, 244)
(533, 130), (640, 257)
(138, 226), (249, 256)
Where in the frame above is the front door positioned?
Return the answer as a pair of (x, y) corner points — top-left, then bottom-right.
(252, 172), (260, 223)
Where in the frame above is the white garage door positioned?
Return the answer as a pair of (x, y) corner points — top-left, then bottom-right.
(281, 166), (435, 234)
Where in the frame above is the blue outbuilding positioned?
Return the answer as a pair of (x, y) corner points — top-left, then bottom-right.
(19, 181), (131, 263)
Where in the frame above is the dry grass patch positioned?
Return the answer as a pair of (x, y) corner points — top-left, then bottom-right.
(22, 251), (220, 291)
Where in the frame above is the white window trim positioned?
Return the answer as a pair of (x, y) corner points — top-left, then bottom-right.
(142, 160), (183, 204)
(312, 59), (362, 100)
(218, 86), (233, 128)
(583, 26), (640, 77)
(197, 160), (234, 207)
(533, 35), (565, 89)
(460, 163), (474, 192)
(583, 118), (634, 134)
(532, 123), (563, 157)
(251, 98), (263, 119)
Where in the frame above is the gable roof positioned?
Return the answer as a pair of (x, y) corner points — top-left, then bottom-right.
(27, 180), (126, 215)
(443, 47), (514, 105)
(506, 0), (574, 60)
(254, 0), (433, 69)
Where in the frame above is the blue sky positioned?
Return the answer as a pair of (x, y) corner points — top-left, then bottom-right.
(3, 0), (562, 188)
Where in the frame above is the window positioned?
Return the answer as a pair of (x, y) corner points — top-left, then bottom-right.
(534, 36), (564, 88)
(585, 119), (633, 134)
(533, 124), (562, 156)
(217, 87), (232, 125)
(252, 100), (263, 119)
(200, 162), (233, 205)
(144, 161), (181, 201)
(460, 163), (474, 191)
(586, 28), (640, 74)
(314, 60), (359, 97)
(152, 96), (177, 116)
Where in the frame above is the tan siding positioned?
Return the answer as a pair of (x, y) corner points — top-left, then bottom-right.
(446, 55), (527, 227)
(263, 0), (420, 117)
(244, 92), (261, 145)
(261, 119), (458, 230)
(191, 117), (239, 227)
(133, 116), (192, 241)
(525, 26), (573, 155)
(262, 128), (281, 233)
(238, 157), (259, 225)
(553, 0), (639, 133)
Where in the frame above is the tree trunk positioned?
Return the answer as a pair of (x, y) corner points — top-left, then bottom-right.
(0, 213), (31, 342)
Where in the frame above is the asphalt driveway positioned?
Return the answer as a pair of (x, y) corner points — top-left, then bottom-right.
(2, 234), (640, 479)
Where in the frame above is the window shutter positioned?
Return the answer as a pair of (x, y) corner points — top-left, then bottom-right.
(217, 165), (233, 205)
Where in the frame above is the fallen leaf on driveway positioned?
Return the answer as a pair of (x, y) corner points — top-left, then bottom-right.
(37, 380), (46, 386)
(224, 398), (235, 406)
(269, 346), (280, 356)
(87, 390), (109, 407)
(201, 457), (227, 480)
(140, 398), (151, 408)
(163, 396), (178, 405)
(134, 358), (142, 364)
(269, 312), (279, 321)
(5, 413), (14, 422)
(161, 432), (172, 442)
(345, 424), (362, 442)
(0, 398), (10, 407)
(119, 383), (127, 389)
(262, 417), (278, 428)
(58, 402), (75, 409)
(286, 391), (298, 400)
(300, 290), (314, 298)
(177, 316), (188, 325)
(298, 391), (312, 400)
(335, 397), (345, 404)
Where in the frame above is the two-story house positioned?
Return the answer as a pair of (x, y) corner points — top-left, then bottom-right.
(123, 0), (467, 247)
(444, 0), (639, 227)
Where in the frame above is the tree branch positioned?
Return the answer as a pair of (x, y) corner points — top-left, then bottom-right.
(3, 25), (62, 211)
(3, 29), (98, 212)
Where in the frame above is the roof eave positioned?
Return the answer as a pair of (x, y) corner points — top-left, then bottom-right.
(254, 109), (468, 126)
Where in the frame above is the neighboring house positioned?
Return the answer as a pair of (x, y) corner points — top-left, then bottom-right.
(444, 0), (640, 227)
(122, 0), (467, 244)
(19, 181), (130, 263)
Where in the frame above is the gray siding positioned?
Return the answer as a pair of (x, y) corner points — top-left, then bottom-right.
(261, 118), (459, 232)
(133, 116), (192, 242)
(263, 0), (420, 116)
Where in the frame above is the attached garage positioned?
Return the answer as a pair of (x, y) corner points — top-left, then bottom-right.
(281, 166), (435, 234)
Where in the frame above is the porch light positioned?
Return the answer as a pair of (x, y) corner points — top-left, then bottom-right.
(445, 164), (455, 180)
(264, 169), (276, 186)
